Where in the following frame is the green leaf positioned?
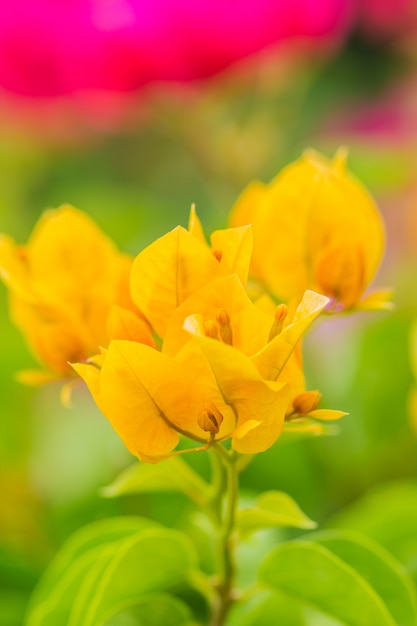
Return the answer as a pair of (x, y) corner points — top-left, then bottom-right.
(27, 524), (197, 626)
(328, 481), (417, 579)
(228, 590), (306, 626)
(259, 540), (397, 626)
(309, 531), (417, 626)
(0, 589), (29, 626)
(101, 458), (209, 507)
(302, 607), (343, 625)
(102, 593), (195, 625)
(68, 548), (117, 626)
(28, 546), (113, 626)
(238, 491), (317, 535)
(75, 527), (197, 626)
(26, 517), (157, 626)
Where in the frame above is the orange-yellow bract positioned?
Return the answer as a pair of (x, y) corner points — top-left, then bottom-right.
(0, 206), (152, 385)
(73, 224), (344, 461)
(230, 148), (390, 312)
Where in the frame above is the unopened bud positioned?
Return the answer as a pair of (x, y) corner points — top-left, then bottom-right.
(268, 303), (288, 341)
(204, 320), (219, 339)
(198, 404), (224, 434)
(292, 390), (322, 416)
(216, 309), (233, 345)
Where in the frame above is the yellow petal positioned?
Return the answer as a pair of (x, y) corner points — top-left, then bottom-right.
(307, 409), (347, 421)
(130, 226), (223, 338)
(231, 420), (261, 440)
(184, 333), (291, 454)
(10, 295), (87, 375)
(356, 288), (394, 312)
(91, 342), (181, 458)
(188, 204), (207, 244)
(283, 420), (325, 436)
(253, 293), (277, 316)
(313, 243), (365, 309)
(97, 340), (237, 456)
(28, 206), (121, 314)
(252, 290), (329, 380)
(306, 149), (385, 296)
(0, 235), (36, 302)
(210, 225), (253, 285)
(228, 180), (268, 282)
(280, 346), (307, 413)
(229, 180), (265, 228)
(15, 369), (61, 386)
(71, 354), (104, 408)
(174, 340), (237, 438)
(106, 305), (154, 346)
(231, 380), (290, 454)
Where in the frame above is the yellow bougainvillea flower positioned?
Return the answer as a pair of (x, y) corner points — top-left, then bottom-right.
(230, 148), (391, 312)
(0, 206), (153, 385)
(180, 277), (346, 435)
(73, 273), (344, 461)
(72, 338), (290, 460)
(163, 273), (318, 388)
(129, 209), (253, 338)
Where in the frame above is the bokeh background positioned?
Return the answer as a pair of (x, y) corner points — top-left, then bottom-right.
(2, 1), (417, 624)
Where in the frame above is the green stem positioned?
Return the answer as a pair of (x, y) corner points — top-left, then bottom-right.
(208, 446), (239, 626)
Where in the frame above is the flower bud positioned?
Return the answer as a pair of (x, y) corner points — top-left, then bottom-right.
(230, 148), (386, 310)
(198, 405), (224, 434)
(204, 320), (219, 339)
(292, 390), (322, 416)
(216, 309), (233, 345)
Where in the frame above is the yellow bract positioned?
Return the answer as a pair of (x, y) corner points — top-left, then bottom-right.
(130, 214), (253, 339)
(73, 338), (289, 459)
(0, 206), (151, 381)
(74, 271), (334, 459)
(230, 148), (387, 311)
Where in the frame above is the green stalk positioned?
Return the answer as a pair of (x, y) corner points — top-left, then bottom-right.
(208, 446), (239, 626)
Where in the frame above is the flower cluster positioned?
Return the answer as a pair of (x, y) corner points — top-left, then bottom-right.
(0, 150), (387, 462)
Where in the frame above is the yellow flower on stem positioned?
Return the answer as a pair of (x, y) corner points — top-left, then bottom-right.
(73, 274), (344, 461)
(0, 206), (153, 388)
(230, 148), (391, 312)
(72, 338), (290, 461)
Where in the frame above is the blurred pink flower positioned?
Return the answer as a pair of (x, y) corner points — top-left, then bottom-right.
(357, 0), (417, 41)
(0, 0), (353, 97)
